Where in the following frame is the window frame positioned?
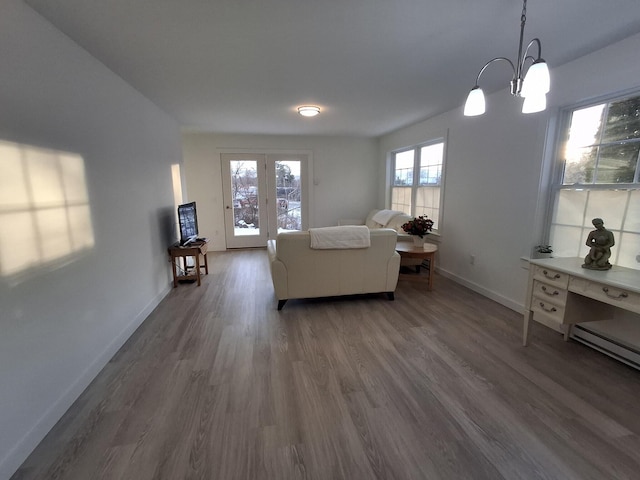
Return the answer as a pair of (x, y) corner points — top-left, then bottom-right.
(389, 138), (445, 233)
(547, 89), (640, 268)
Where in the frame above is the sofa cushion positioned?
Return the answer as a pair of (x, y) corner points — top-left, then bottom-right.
(365, 209), (412, 234)
(386, 213), (413, 233)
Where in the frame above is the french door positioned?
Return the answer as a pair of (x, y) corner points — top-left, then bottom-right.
(221, 152), (309, 248)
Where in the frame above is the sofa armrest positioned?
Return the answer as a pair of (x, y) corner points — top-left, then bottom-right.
(267, 238), (277, 261)
(267, 239), (288, 300)
(386, 252), (401, 291)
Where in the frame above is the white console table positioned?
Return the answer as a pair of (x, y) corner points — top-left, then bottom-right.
(523, 257), (640, 346)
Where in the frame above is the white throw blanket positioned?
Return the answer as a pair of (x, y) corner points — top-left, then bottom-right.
(371, 209), (404, 226)
(309, 225), (371, 249)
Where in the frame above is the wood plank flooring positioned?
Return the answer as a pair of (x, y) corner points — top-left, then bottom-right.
(12, 249), (640, 480)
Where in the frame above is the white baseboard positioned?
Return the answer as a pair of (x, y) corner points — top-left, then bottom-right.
(437, 267), (525, 315)
(0, 285), (171, 480)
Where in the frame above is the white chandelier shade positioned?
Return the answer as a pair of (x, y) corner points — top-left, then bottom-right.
(520, 60), (551, 98)
(521, 92), (547, 114)
(463, 87), (486, 116)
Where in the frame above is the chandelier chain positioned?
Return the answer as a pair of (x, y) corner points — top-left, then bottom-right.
(521, 0), (527, 24)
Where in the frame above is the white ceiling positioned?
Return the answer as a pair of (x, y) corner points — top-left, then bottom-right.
(24, 0), (640, 137)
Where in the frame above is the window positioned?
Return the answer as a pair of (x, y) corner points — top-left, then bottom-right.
(390, 140), (444, 230)
(549, 92), (640, 269)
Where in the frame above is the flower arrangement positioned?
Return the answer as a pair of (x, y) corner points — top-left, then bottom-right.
(401, 215), (434, 238)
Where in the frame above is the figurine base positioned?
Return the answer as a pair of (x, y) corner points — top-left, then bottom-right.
(581, 263), (612, 270)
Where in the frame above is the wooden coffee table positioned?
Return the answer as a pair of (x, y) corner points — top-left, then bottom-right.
(395, 242), (438, 290)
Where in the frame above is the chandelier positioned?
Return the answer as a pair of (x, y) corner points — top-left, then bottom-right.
(463, 0), (550, 116)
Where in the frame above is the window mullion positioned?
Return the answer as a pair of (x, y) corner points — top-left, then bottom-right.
(598, 103), (610, 146)
(592, 103), (611, 183)
(412, 147), (420, 216)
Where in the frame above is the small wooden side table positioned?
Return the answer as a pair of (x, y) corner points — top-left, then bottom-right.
(395, 242), (438, 290)
(168, 240), (209, 287)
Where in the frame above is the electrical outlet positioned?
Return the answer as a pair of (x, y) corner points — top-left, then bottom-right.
(636, 254), (640, 263)
(470, 254), (476, 265)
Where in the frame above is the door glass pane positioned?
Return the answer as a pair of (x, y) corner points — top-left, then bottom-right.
(274, 160), (301, 232)
(230, 160), (260, 236)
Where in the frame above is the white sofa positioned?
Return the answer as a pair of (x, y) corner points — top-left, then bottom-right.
(355, 209), (426, 271)
(342, 209), (414, 237)
(267, 228), (400, 310)
(364, 209), (411, 234)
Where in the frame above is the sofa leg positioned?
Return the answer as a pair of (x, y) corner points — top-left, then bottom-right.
(277, 299), (288, 310)
(386, 292), (395, 301)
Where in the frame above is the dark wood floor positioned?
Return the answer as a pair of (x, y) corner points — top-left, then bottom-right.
(12, 249), (640, 480)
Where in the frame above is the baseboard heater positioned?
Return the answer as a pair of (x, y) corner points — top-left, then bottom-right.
(571, 325), (640, 371)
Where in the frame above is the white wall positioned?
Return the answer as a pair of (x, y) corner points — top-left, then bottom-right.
(182, 133), (379, 249)
(0, 2), (183, 478)
(378, 32), (640, 312)
(182, 32), (640, 311)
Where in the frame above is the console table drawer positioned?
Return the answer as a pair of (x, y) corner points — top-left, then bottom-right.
(569, 277), (640, 314)
(531, 296), (566, 323)
(532, 265), (569, 289)
(532, 280), (567, 306)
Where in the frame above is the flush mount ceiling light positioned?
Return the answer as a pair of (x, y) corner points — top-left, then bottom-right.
(297, 106), (320, 117)
(463, 0), (550, 116)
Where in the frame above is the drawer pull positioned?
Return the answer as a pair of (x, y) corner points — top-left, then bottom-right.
(542, 270), (561, 280)
(602, 287), (629, 300)
(538, 302), (557, 313)
(541, 286), (559, 296)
